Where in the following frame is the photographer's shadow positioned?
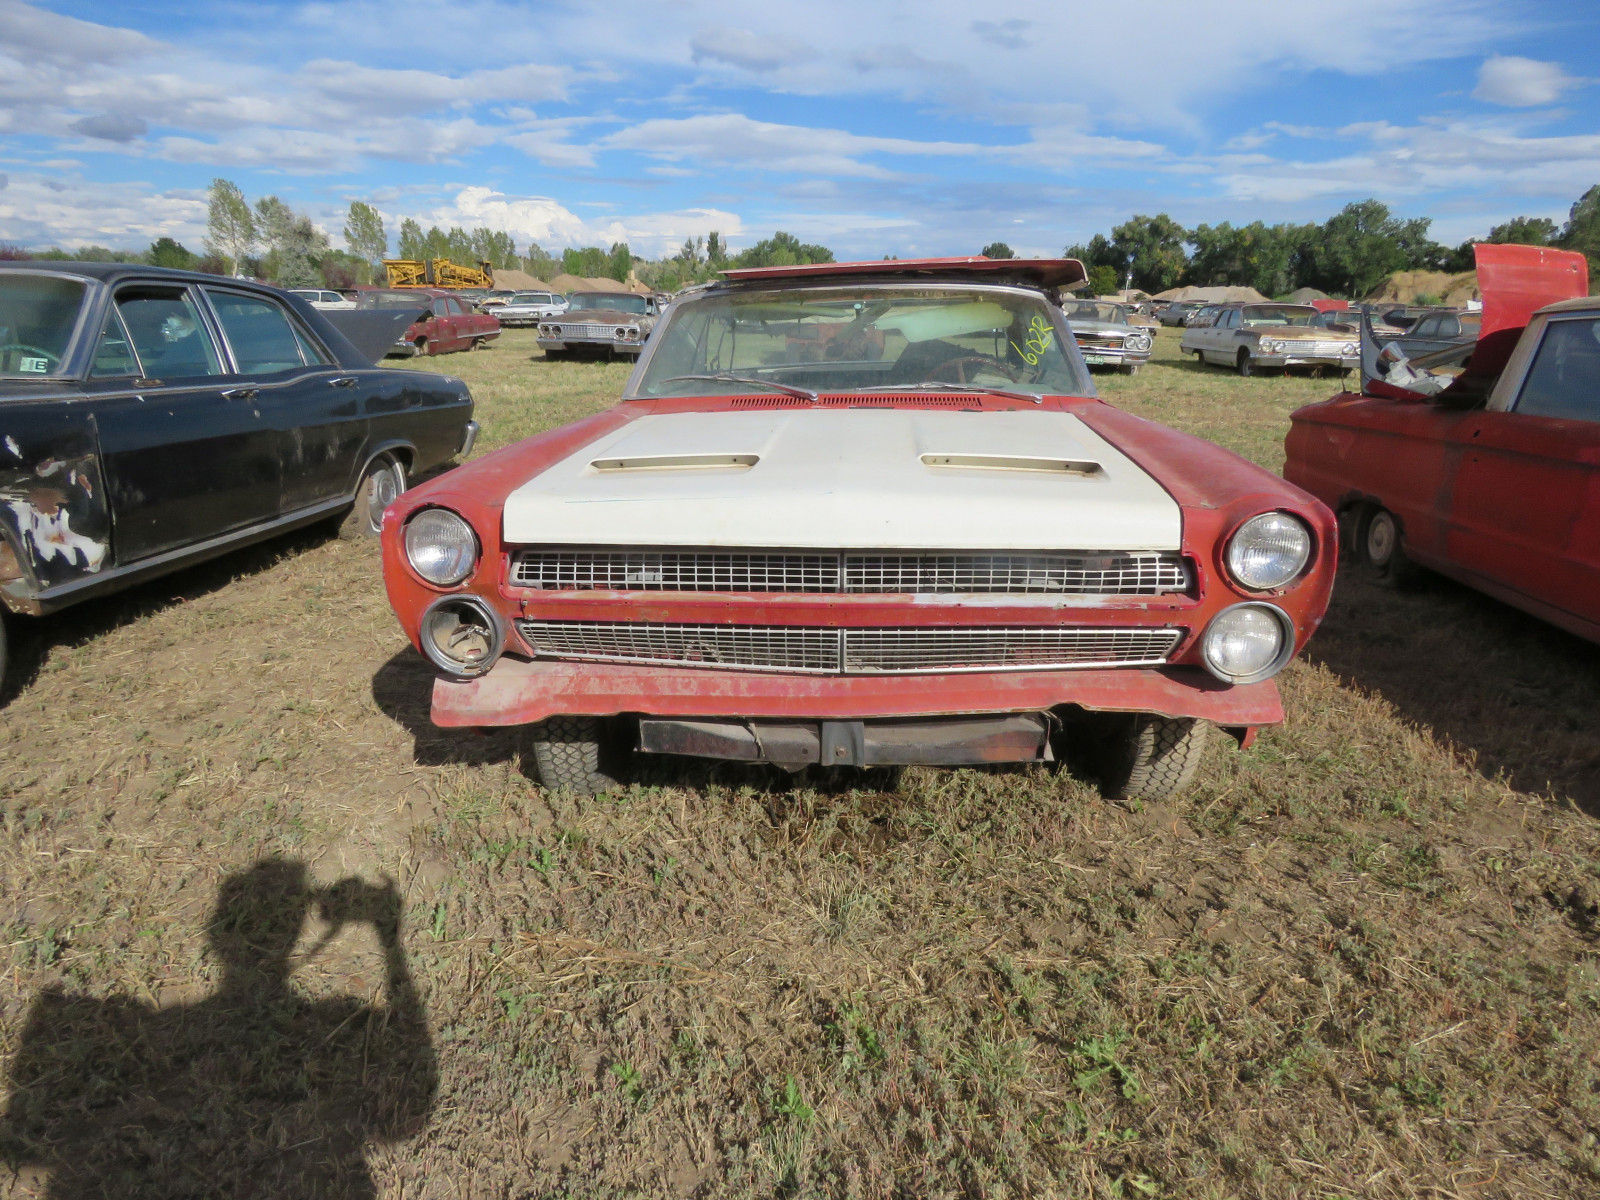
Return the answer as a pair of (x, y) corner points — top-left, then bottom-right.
(0, 859), (436, 1198)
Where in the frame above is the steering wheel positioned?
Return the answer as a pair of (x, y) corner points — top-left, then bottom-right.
(921, 354), (1023, 385)
(0, 343), (61, 370)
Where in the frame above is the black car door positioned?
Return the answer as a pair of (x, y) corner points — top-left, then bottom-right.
(89, 282), (282, 562)
(201, 286), (363, 514)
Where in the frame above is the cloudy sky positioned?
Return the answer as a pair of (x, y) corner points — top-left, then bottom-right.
(1, 0), (1598, 260)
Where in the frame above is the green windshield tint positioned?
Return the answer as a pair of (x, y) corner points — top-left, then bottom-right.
(634, 285), (1089, 397)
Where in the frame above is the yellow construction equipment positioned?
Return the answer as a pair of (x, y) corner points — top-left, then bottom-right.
(382, 258), (494, 289)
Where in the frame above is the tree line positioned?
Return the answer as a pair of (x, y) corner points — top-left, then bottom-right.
(1062, 189), (1600, 298)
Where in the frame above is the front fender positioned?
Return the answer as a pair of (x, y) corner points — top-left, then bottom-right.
(0, 410), (112, 614)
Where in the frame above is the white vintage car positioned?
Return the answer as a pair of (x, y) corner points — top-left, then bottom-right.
(1181, 303), (1358, 376)
(381, 258), (1337, 800)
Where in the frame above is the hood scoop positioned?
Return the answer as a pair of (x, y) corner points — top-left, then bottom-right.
(591, 452), (758, 472)
(921, 452), (1100, 476)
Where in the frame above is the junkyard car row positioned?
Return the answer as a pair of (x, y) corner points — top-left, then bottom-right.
(0, 263), (478, 688)
(4, 248), (1592, 808)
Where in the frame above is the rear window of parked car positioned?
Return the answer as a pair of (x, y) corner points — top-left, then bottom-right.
(1515, 317), (1600, 422)
(110, 286), (223, 379)
(0, 273), (88, 377)
(206, 289), (330, 372)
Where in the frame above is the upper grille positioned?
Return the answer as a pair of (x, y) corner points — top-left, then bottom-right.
(1276, 339), (1352, 356)
(516, 620), (1182, 674)
(546, 323), (618, 338)
(510, 548), (1190, 597)
(727, 395), (984, 409)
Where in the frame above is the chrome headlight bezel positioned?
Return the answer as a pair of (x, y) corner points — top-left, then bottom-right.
(1200, 602), (1296, 685)
(404, 508), (480, 586)
(418, 594), (504, 678)
(1225, 511), (1313, 592)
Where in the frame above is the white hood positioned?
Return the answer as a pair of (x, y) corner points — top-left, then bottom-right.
(502, 408), (1180, 550)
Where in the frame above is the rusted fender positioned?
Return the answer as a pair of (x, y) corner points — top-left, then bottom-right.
(0, 409), (111, 614)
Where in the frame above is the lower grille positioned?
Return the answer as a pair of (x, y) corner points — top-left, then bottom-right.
(519, 621), (840, 673)
(510, 548), (1190, 596)
(516, 621), (1182, 674)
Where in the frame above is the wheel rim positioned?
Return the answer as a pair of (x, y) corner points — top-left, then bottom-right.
(363, 462), (401, 532)
(1366, 511), (1396, 566)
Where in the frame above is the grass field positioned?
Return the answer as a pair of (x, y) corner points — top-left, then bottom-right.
(2, 329), (1598, 1198)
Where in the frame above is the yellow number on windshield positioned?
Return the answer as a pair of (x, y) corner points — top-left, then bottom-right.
(1010, 314), (1054, 366)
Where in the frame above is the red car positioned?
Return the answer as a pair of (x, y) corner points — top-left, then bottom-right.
(358, 289), (500, 357)
(381, 258), (1337, 799)
(1285, 244), (1598, 642)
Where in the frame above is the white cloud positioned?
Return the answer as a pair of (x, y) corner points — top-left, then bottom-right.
(0, 172), (207, 248)
(417, 186), (745, 257)
(1474, 55), (1583, 107)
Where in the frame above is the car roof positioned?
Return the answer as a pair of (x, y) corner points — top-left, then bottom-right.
(718, 256), (1089, 291)
(1533, 295), (1600, 316)
(0, 260), (282, 292)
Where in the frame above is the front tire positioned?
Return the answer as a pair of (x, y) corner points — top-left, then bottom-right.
(1099, 714), (1210, 802)
(1121, 362), (1141, 376)
(524, 716), (627, 795)
(1237, 349), (1256, 376)
(339, 454), (406, 540)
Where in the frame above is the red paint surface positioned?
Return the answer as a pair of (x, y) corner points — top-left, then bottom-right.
(431, 658), (1284, 729)
(384, 388), (1337, 729)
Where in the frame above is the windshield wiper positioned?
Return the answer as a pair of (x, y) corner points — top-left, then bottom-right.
(864, 381), (1044, 404)
(662, 373), (818, 401)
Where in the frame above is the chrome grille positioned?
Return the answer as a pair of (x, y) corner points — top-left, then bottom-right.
(519, 621), (840, 673)
(547, 323), (617, 339)
(1277, 339), (1351, 356)
(516, 621), (1182, 674)
(510, 548), (1190, 596)
(511, 550), (840, 592)
(843, 627), (1181, 672)
(844, 552), (1187, 595)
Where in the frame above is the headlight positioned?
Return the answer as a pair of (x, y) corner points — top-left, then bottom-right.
(1128, 334), (1151, 351)
(419, 595), (503, 678)
(1200, 603), (1294, 684)
(1262, 339), (1283, 353)
(1225, 511), (1312, 591)
(405, 508), (479, 585)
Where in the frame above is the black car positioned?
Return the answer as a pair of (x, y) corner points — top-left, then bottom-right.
(0, 262), (478, 690)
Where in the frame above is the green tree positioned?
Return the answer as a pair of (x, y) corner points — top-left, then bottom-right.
(1559, 185), (1600, 278)
(1086, 265), (1119, 296)
(204, 178), (254, 275)
(522, 241), (559, 281)
(147, 237), (198, 270)
(254, 196), (327, 288)
(343, 201), (387, 273)
(397, 218), (425, 261)
(980, 242), (1015, 259)
(732, 231), (833, 269)
(606, 242), (633, 283)
(1486, 215), (1557, 246)
(562, 246), (610, 278)
(705, 231), (727, 269)
(1297, 200), (1435, 298)
(1108, 214), (1188, 293)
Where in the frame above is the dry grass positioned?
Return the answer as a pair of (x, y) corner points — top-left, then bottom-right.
(2, 329), (1598, 1198)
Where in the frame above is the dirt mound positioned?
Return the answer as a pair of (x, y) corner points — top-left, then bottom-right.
(1365, 269), (1480, 306)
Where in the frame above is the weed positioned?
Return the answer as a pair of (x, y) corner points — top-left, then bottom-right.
(1073, 1032), (1145, 1101)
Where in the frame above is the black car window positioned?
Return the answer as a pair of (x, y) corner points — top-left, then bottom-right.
(291, 322), (333, 366)
(1514, 318), (1600, 423)
(206, 290), (314, 373)
(114, 286), (223, 379)
(90, 306), (141, 377)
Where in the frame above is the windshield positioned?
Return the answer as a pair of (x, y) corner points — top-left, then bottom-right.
(633, 284), (1090, 398)
(1242, 304), (1317, 327)
(569, 292), (648, 314)
(0, 273), (89, 378)
(1062, 301), (1129, 325)
(507, 293), (540, 304)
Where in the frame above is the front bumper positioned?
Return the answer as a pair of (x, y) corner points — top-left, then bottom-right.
(1077, 344), (1152, 368)
(1254, 351), (1358, 370)
(430, 656), (1282, 731)
(537, 335), (642, 355)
